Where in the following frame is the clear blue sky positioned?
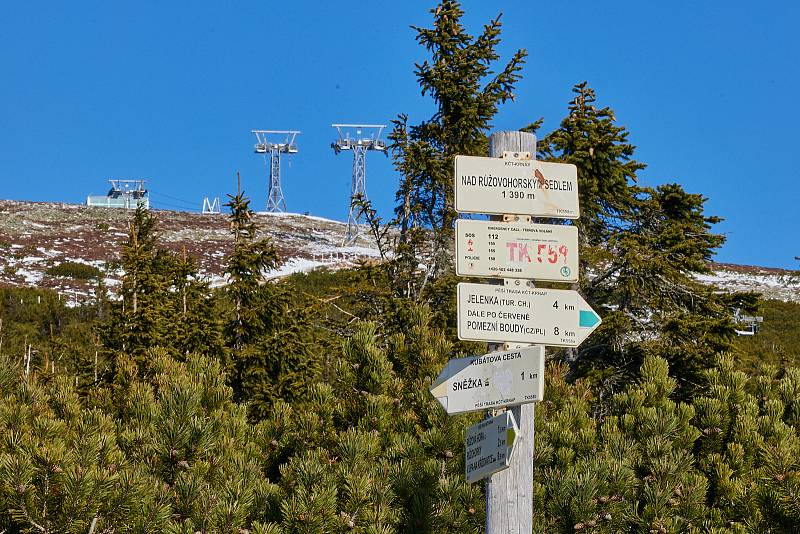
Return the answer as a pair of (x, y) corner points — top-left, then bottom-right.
(1, 1), (798, 269)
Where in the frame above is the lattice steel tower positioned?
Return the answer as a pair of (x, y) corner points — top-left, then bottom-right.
(252, 130), (299, 212)
(331, 124), (386, 245)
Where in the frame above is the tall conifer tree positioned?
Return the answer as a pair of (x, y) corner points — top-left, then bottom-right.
(538, 82), (644, 246)
(170, 247), (225, 360)
(538, 83), (758, 389)
(106, 206), (176, 367)
(102, 206), (223, 372)
(222, 176), (318, 415)
(224, 176), (280, 351)
(389, 1), (526, 282)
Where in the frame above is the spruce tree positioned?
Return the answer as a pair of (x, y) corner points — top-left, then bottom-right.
(104, 205), (177, 367)
(223, 177), (318, 416)
(169, 247), (225, 360)
(538, 82), (758, 390)
(587, 182), (754, 388)
(389, 0), (526, 282)
(223, 178), (280, 351)
(102, 206), (224, 373)
(538, 82), (643, 246)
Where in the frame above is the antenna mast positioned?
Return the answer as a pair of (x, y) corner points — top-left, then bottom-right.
(331, 124), (387, 245)
(252, 130), (299, 212)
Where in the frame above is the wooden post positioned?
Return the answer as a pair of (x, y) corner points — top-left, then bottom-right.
(485, 131), (536, 534)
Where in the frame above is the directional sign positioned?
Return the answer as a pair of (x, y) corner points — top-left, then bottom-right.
(454, 155), (579, 218)
(430, 346), (545, 415)
(465, 411), (520, 483)
(457, 283), (601, 346)
(456, 219), (578, 282)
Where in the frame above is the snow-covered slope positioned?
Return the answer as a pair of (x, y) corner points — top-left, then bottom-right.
(1, 200), (798, 304)
(695, 263), (800, 303)
(0, 200), (380, 301)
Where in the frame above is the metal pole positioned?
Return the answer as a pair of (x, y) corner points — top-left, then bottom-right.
(485, 131), (536, 534)
(267, 146), (286, 212)
(345, 144), (368, 245)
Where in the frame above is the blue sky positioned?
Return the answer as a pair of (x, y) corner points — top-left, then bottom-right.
(1, 1), (798, 269)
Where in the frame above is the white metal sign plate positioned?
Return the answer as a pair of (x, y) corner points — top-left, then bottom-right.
(465, 411), (520, 483)
(454, 155), (579, 218)
(430, 346), (545, 415)
(457, 282), (601, 347)
(456, 219), (579, 282)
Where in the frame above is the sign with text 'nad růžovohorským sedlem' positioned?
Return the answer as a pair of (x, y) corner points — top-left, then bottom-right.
(454, 155), (579, 218)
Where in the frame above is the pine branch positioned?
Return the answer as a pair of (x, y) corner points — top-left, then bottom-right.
(18, 500), (46, 533)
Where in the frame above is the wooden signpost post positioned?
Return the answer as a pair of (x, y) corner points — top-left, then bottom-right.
(429, 130), (601, 533)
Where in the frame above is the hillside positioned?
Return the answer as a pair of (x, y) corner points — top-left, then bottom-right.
(0, 199), (381, 301)
(1, 199), (799, 304)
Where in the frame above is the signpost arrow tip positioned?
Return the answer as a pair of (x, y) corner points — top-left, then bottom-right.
(429, 380), (448, 412)
(576, 294), (602, 343)
(579, 309), (600, 328)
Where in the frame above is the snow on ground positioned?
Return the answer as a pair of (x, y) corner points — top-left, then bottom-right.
(0, 200), (387, 299)
(265, 257), (328, 279)
(694, 268), (800, 303)
(257, 211), (346, 225)
(16, 267), (43, 285)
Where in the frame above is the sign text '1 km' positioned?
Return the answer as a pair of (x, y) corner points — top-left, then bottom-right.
(454, 155), (579, 218)
(465, 411), (520, 484)
(456, 219), (578, 282)
(429, 346), (545, 415)
(457, 282), (601, 346)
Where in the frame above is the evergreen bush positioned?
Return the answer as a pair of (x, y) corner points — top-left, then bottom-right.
(45, 261), (102, 280)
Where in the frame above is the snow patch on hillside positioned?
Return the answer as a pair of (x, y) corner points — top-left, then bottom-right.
(694, 269), (800, 302)
(257, 211), (345, 225)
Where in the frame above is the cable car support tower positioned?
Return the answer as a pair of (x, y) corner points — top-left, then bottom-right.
(252, 130), (299, 212)
(331, 124), (386, 245)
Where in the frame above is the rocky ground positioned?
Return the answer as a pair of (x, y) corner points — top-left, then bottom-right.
(1, 200), (798, 304)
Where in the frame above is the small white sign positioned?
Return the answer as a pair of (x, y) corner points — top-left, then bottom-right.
(465, 411), (520, 484)
(456, 219), (579, 282)
(455, 155), (579, 218)
(457, 283), (601, 347)
(430, 346), (545, 415)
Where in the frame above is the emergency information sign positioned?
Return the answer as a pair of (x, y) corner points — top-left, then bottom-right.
(457, 282), (601, 346)
(429, 346), (545, 415)
(456, 219), (579, 282)
(454, 155), (579, 218)
(465, 411), (519, 483)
